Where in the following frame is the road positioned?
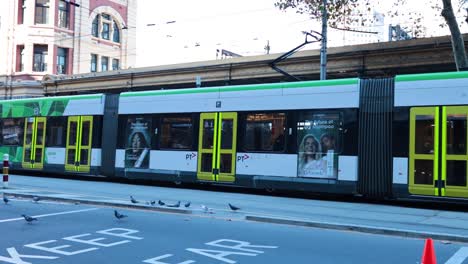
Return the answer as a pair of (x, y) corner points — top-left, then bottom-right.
(0, 197), (466, 264)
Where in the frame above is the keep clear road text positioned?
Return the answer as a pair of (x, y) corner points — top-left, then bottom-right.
(0, 227), (278, 264)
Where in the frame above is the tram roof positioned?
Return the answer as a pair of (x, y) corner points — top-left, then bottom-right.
(121, 78), (359, 98)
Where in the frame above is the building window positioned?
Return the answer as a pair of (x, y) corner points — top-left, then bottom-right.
(18, 0), (27, 24)
(92, 15), (99, 37)
(90, 54), (97, 72)
(91, 13), (122, 43)
(35, 0), (49, 24)
(101, 56), (108, 71)
(58, 0), (69, 28)
(112, 59), (119, 70)
(17, 45), (25, 72)
(57, 47), (67, 74)
(33, 45), (47, 72)
(113, 21), (120, 43)
(102, 22), (110, 40)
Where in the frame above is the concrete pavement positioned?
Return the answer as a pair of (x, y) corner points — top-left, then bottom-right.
(3, 174), (468, 243)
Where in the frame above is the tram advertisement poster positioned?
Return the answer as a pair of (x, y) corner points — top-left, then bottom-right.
(297, 113), (340, 179)
(125, 117), (151, 169)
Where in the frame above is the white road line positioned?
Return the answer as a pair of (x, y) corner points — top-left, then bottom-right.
(0, 208), (99, 223)
(445, 247), (468, 264)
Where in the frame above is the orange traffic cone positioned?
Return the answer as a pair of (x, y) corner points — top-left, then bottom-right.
(421, 238), (437, 264)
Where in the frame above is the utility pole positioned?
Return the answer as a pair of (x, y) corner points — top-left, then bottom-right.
(320, 0), (327, 80)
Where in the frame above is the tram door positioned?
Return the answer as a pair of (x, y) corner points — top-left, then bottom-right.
(65, 116), (93, 173)
(409, 106), (468, 198)
(409, 107), (439, 196)
(22, 117), (46, 169)
(197, 112), (237, 182)
(442, 106), (468, 198)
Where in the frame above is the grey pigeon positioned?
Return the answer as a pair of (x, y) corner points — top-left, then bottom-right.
(114, 210), (127, 220)
(167, 201), (180, 208)
(228, 203), (240, 211)
(3, 196), (9, 204)
(150, 200), (156, 206)
(22, 214), (37, 223)
(32, 196), (40, 203)
(158, 200), (165, 206)
(130, 196), (138, 204)
(184, 201), (191, 208)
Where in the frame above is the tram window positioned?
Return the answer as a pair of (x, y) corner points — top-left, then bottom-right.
(414, 160), (434, 185)
(393, 107), (409, 157)
(1, 118), (24, 146)
(92, 116), (102, 148)
(117, 115), (128, 149)
(160, 116), (193, 150)
(415, 115), (434, 154)
(446, 114), (467, 155)
(46, 117), (66, 147)
(243, 112), (286, 152)
(446, 160), (467, 186)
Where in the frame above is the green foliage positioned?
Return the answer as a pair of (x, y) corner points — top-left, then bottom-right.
(274, 0), (371, 28)
(275, 0), (466, 38)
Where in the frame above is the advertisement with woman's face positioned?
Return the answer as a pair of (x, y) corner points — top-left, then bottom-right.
(297, 113), (341, 178)
(125, 117), (151, 169)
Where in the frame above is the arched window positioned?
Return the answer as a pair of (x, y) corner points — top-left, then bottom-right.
(91, 13), (122, 43)
(92, 15), (99, 37)
(113, 21), (120, 43)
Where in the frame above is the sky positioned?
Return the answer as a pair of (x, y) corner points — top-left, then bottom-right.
(135, 0), (313, 67)
(135, 0), (468, 68)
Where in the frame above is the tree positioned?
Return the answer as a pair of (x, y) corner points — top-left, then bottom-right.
(440, 0), (468, 70)
(275, 0), (468, 71)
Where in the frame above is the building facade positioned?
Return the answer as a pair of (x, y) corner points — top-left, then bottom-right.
(0, 0), (136, 99)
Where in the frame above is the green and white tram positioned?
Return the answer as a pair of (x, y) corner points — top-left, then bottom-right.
(1, 71), (468, 202)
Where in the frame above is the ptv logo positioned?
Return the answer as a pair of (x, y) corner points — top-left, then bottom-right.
(185, 153), (196, 160)
(237, 154), (250, 162)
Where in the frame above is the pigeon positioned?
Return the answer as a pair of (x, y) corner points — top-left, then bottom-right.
(150, 200), (156, 206)
(3, 196), (9, 204)
(114, 210), (127, 220)
(201, 205), (214, 214)
(167, 201), (180, 208)
(32, 196), (40, 203)
(130, 196), (138, 204)
(184, 201), (191, 208)
(228, 203), (240, 211)
(22, 214), (37, 223)
(158, 200), (165, 206)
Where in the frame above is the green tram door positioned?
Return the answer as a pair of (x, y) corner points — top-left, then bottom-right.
(65, 116), (93, 173)
(197, 112), (237, 182)
(22, 117), (46, 169)
(410, 106), (468, 198)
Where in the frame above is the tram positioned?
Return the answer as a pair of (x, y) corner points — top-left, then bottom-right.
(1, 70), (467, 201)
